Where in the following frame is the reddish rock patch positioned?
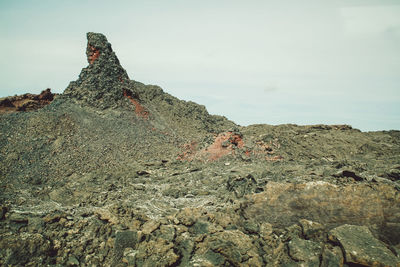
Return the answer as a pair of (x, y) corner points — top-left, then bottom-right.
(0, 89), (56, 114)
(123, 89), (149, 119)
(178, 132), (245, 161)
(204, 132), (244, 161)
(87, 44), (100, 64)
(177, 132), (285, 162)
(177, 141), (198, 161)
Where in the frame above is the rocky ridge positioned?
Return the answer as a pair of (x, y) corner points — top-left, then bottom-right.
(0, 33), (399, 266)
(0, 88), (56, 114)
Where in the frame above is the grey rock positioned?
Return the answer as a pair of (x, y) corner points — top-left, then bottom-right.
(243, 220), (260, 234)
(321, 246), (344, 267)
(158, 225), (175, 242)
(192, 220), (209, 235)
(64, 32), (129, 109)
(122, 248), (138, 266)
(288, 237), (322, 267)
(141, 220), (160, 235)
(299, 219), (325, 241)
(329, 224), (399, 267)
(114, 230), (138, 262)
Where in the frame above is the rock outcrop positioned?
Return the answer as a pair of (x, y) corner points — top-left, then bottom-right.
(241, 181), (400, 244)
(0, 88), (56, 114)
(329, 224), (399, 267)
(63, 32), (130, 109)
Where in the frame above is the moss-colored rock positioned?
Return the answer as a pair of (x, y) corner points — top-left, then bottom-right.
(135, 238), (179, 267)
(288, 237), (322, 266)
(329, 224), (399, 267)
(321, 246), (344, 267)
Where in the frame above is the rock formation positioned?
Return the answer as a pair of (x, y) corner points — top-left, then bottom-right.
(0, 88), (56, 114)
(0, 33), (399, 266)
(63, 32), (130, 109)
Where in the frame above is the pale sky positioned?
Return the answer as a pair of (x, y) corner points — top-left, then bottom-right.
(1, 0), (399, 131)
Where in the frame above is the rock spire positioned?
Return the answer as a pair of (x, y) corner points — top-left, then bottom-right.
(64, 32), (130, 109)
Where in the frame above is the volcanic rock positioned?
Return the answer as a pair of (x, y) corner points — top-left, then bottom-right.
(288, 237), (322, 266)
(329, 224), (399, 267)
(0, 88), (56, 114)
(63, 32), (129, 109)
(0, 32), (399, 266)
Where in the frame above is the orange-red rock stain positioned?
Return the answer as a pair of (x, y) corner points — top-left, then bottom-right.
(88, 45), (100, 64)
(204, 132), (244, 161)
(123, 89), (149, 119)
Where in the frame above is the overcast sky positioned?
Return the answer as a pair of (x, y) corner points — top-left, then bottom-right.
(1, 0), (399, 131)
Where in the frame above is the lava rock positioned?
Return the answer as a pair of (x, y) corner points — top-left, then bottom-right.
(114, 230), (138, 262)
(288, 237), (322, 266)
(63, 32), (130, 109)
(329, 224), (399, 266)
(321, 246), (344, 267)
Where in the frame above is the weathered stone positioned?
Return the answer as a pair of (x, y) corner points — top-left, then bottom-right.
(259, 222), (274, 240)
(135, 238), (179, 267)
(192, 220), (209, 235)
(242, 181), (400, 242)
(43, 212), (67, 223)
(299, 219), (325, 241)
(114, 230), (138, 262)
(122, 247), (138, 266)
(329, 224), (399, 267)
(95, 208), (120, 225)
(176, 207), (202, 226)
(288, 237), (322, 266)
(0, 233), (53, 266)
(285, 224), (303, 241)
(196, 230), (262, 266)
(28, 217), (44, 233)
(1, 32), (400, 267)
(176, 234), (195, 266)
(321, 246), (344, 267)
(63, 32), (130, 109)
(158, 224), (175, 242)
(243, 220), (260, 234)
(0, 89), (56, 114)
(141, 220), (160, 235)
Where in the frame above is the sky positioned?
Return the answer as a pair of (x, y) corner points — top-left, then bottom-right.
(0, 0), (399, 131)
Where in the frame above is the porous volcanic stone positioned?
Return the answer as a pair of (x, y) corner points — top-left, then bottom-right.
(329, 224), (399, 267)
(288, 237), (322, 267)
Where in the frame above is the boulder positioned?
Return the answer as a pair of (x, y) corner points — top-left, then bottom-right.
(329, 224), (399, 267)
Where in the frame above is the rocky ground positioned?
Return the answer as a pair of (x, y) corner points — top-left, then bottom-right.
(0, 33), (399, 266)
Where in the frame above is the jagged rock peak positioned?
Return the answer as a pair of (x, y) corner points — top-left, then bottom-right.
(86, 32), (107, 64)
(85, 33), (122, 68)
(63, 32), (131, 109)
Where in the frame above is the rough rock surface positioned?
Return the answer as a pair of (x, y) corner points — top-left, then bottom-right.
(329, 224), (399, 267)
(0, 33), (399, 266)
(0, 88), (57, 114)
(63, 32), (130, 109)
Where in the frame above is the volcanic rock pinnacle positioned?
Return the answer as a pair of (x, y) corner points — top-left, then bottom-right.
(64, 32), (130, 109)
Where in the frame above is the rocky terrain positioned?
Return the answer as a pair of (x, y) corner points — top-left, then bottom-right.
(0, 32), (399, 267)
